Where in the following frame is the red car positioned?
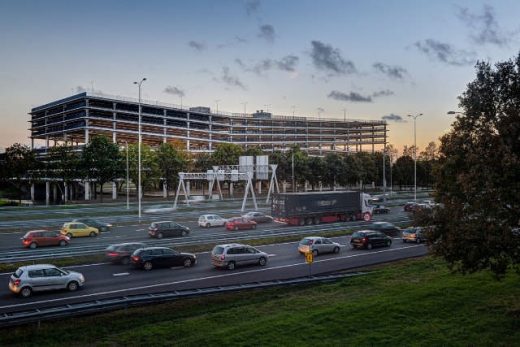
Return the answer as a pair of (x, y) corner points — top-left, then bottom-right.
(22, 230), (70, 249)
(225, 217), (257, 231)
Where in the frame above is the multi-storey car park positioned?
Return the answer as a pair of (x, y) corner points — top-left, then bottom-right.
(30, 92), (387, 154)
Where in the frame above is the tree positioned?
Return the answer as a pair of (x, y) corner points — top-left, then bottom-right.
(47, 144), (81, 203)
(82, 136), (122, 202)
(270, 151), (290, 183)
(127, 143), (159, 194)
(419, 141), (438, 161)
(4, 143), (37, 202)
(427, 53), (520, 277)
(323, 153), (345, 189)
(392, 156), (414, 189)
(243, 146), (264, 156)
(192, 152), (213, 172)
(307, 156), (324, 190)
(211, 143), (243, 165)
(157, 143), (188, 197)
(402, 145), (417, 158)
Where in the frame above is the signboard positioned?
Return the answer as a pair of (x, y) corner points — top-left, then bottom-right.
(239, 156), (254, 175)
(256, 155), (269, 180)
(305, 252), (314, 264)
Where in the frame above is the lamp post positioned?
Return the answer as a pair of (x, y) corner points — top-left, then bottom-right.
(407, 113), (423, 202)
(125, 141), (129, 210)
(215, 99), (220, 114)
(134, 78), (146, 219)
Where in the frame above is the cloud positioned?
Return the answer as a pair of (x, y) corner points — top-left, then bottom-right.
(164, 86), (185, 97)
(188, 40), (206, 51)
(217, 36), (248, 49)
(317, 107), (325, 113)
(245, 0), (260, 16)
(372, 89), (394, 97)
(214, 67), (247, 90)
(237, 55), (299, 75)
(258, 24), (275, 42)
(414, 39), (476, 66)
(310, 40), (356, 75)
(373, 62), (408, 80)
(328, 90), (372, 103)
(457, 5), (510, 46)
(382, 113), (406, 123)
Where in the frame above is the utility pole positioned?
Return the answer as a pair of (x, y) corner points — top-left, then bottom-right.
(407, 113), (423, 202)
(134, 78), (147, 219)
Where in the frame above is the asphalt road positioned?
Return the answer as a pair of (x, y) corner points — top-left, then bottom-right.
(0, 235), (427, 315)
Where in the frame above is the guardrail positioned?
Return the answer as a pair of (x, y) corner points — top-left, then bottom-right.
(0, 272), (366, 327)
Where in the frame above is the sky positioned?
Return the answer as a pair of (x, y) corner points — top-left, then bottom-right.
(1, 0), (519, 154)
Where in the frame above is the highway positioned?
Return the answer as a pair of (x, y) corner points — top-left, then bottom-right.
(0, 235), (427, 315)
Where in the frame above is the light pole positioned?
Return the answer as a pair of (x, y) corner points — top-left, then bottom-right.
(215, 99), (220, 114)
(134, 78), (146, 219)
(125, 141), (129, 210)
(407, 113), (423, 202)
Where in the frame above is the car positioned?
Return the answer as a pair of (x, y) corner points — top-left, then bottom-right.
(198, 214), (228, 228)
(350, 230), (392, 250)
(241, 211), (273, 223)
(105, 242), (146, 264)
(372, 205), (390, 214)
(21, 230), (69, 249)
(297, 236), (341, 256)
(211, 243), (268, 270)
(143, 204), (175, 214)
(148, 221), (190, 239)
(9, 264), (85, 298)
(402, 227), (427, 243)
(369, 221), (401, 236)
(60, 222), (99, 238)
(403, 201), (418, 212)
(131, 247), (196, 271)
(225, 217), (257, 231)
(72, 218), (112, 232)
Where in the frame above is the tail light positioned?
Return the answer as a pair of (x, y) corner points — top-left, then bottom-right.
(362, 237), (368, 243)
(107, 252), (118, 257)
(219, 255), (225, 261)
(13, 279), (21, 286)
(131, 255), (140, 262)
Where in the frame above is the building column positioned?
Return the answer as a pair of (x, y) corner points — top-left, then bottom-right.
(163, 117), (167, 143)
(64, 182), (68, 203)
(163, 181), (167, 198)
(31, 138), (34, 150)
(53, 184), (58, 202)
(84, 181), (90, 201)
(30, 183), (35, 202)
(209, 116), (212, 151)
(85, 128), (89, 143)
(45, 136), (50, 149)
(257, 181), (262, 195)
(112, 182), (117, 200)
(45, 181), (50, 206)
(186, 181), (191, 196)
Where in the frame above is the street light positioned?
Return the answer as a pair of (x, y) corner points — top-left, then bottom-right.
(447, 110), (463, 115)
(125, 141), (129, 210)
(407, 113), (423, 202)
(215, 99), (220, 114)
(134, 78), (146, 219)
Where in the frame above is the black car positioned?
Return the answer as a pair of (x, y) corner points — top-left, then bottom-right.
(350, 230), (392, 250)
(148, 221), (190, 239)
(73, 218), (112, 232)
(131, 247), (196, 271)
(369, 222), (401, 236)
(105, 242), (146, 264)
(242, 212), (273, 223)
(372, 205), (390, 214)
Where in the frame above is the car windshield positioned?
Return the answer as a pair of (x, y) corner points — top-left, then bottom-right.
(106, 245), (116, 251)
(299, 238), (314, 245)
(13, 268), (23, 278)
(403, 228), (416, 234)
(351, 232), (365, 238)
(213, 246), (225, 255)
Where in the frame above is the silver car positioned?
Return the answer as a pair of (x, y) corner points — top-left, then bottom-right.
(198, 214), (228, 228)
(9, 264), (85, 298)
(298, 236), (341, 256)
(211, 243), (269, 270)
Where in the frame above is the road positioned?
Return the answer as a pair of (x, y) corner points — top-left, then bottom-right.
(0, 235), (427, 315)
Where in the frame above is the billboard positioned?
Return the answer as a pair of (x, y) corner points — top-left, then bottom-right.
(256, 155), (269, 180)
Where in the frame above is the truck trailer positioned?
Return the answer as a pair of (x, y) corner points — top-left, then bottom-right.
(271, 191), (373, 226)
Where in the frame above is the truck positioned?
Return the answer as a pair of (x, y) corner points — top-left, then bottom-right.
(271, 191), (373, 226)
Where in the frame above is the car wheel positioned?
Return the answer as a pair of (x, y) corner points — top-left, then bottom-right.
(59, 240), (67, 247)
(227, 261), (236, 270)
(234, 226), (239, 231)
(183, 258), (193, 267)
(121, 256), (130, 265)
(205, 223), (211, 228)
(402, 239), (406, 243)
(89, 231), (97, 237)
(252, 224), (256, 229)
(67, 281), (79, 292)
(181, 230), (188, 237)
(416, 238), (421, 244)
(20, 287), (32, 298)
(367, 243), (373, 250)
(258, 257), (267, 266)
(143, 261), (153, 271)
(67, 233), (73, 238)
(312, 249), (318, 257)
(333, 246), (340, 254)
(29, 242), (37, 249)
(157, 232), (163, 239)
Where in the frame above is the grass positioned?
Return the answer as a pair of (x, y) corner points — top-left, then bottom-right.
(1, 257), (518, 346)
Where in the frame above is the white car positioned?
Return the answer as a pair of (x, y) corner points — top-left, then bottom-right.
(198, 214), (228, 228)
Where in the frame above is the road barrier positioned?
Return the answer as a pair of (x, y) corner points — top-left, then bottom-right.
(0, 272), (366, 327)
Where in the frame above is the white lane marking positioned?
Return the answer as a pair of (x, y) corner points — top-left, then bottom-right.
(113, 272), (130, 277)
(267, 254), (276, 257)
(136, 229), (145, 231)
(0, 245), (423, 310)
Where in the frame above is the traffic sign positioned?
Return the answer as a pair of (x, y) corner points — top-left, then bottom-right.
(305, 252), (313, 264)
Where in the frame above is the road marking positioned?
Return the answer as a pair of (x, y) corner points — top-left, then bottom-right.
(113, 272), (130, 277)
(136, 229), (145, 231)
(0, 245), (423, 310)
(267, 254), (276, 257)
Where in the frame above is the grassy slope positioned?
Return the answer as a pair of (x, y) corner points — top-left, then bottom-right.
(2, 257), (518, 346)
